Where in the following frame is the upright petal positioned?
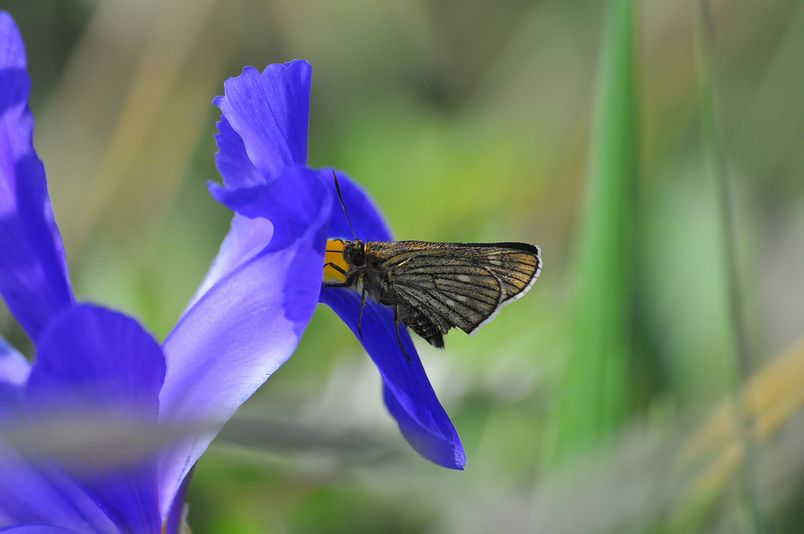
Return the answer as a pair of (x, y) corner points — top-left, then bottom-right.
(213, 117), (263, 189)
(26, 305), (165, 533)
(185, 213), (273, 310)
(213, 60), (311, 184)
(0, 13), (73, 340)
(163, 468), (192, 534)
(158, 168), (332, 515)
(326, 171), (392, 242)
(209, 166), (329, 251)
(319, 288), (466, 469)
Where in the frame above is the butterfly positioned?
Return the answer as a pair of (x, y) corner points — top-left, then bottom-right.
(324, 175), (542, 358)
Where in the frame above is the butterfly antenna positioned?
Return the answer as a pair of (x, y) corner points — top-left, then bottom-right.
(332, 170), (358, 240)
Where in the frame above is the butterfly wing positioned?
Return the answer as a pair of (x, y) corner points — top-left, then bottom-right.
(372, 241), (541, 343)
(476, 242), (542, 303)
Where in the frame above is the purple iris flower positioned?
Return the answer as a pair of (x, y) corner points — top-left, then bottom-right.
(0, 12), (334, 531)
(207, 60), (466, 469)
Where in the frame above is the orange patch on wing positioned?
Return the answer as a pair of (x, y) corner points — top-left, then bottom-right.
(323, 239), (349, 283)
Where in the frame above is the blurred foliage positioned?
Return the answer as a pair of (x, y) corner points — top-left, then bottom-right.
(551, 0), (640, 463)
(1, 0), (803, 532)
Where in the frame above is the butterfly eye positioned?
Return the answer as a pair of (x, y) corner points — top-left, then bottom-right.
(343, 241), (365, 267)
(351, 248), (365, 266)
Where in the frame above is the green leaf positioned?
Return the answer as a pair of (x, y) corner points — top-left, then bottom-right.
(551, 0), (640, 463)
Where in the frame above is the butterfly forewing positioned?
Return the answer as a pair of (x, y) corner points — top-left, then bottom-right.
(369, 241), (541, 337)
(480, 246), (542, 302)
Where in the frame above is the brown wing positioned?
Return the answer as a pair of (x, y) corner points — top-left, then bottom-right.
(370, 241), (541, 338)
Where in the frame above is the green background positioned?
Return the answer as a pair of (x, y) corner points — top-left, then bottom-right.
(2, 0), (803, 532)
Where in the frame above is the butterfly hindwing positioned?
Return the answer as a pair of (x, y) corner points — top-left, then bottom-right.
(393, 268), (502, 334)
(370, 241), (541, 339)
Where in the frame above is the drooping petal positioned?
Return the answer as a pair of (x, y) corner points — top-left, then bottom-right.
(0, 527), (80, 533)
(319, 288), (466, 469)
(0, 440), (116, 533)
(213, 60), (311, 184)
(0, 13), (73, 341)
(26, 305), (165, 533)
(158, 168), (332, 515)
(0, 338), (113, 530)
(0, 339), (113, 530)
(326, 170), (392, 242)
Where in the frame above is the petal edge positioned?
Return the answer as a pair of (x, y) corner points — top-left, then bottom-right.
(319, 288), (465, 469)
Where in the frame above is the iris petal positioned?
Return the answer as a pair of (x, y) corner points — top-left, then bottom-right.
(213, 116), (264, 188)
(185, 214), (273, 310)
(0, 13), (73, 341)
(213, 60), (311, 182)
(163, 468), (192, 534)
(0, 337), (27, 421)
(320, 170), (464, 468)
(25, 305), (165, 533)
(207, 55), (465, 480)
(0, 441), (116, 533)
(0, 337), (113, 531)
(0, 337), (28, 390)
(158, 168), (332, 515)
(209, 166), (330, 251)
(0, 527), (80, 533)
(319, 289), (466, 469)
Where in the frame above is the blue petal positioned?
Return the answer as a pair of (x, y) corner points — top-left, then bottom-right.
(213, 60), (311, 184)
(163, 468), (192, 534)
(185, 213), (273, 310)
(25, 305), (165, 533)
(0, 341), (113, 531)
(0, 442), (116, 533)
(209, 166), (330, 251)
(213, 116), (263, 188)
(326, 171), (392, 242)
(0, 13), (73, 341)
(319, 288), (466, 469)
(0, 527), (80, 533)
(0, 337), (28, 388)
(0, 337), (28, 420)
(158, 168), (332, 515)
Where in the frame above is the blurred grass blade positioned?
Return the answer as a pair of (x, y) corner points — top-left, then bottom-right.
(551, 0), (639, 463)
(682, 339), (804, 494)
(696, 1), (764, 530)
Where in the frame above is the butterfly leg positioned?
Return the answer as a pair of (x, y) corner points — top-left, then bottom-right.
(394, 304), (412, 363)
(357, 284), (367, 339)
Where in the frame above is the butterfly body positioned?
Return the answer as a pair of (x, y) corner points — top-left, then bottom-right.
(331, 239), (542, 349)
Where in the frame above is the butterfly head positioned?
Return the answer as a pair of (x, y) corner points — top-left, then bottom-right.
(342, 239), (366, 267)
